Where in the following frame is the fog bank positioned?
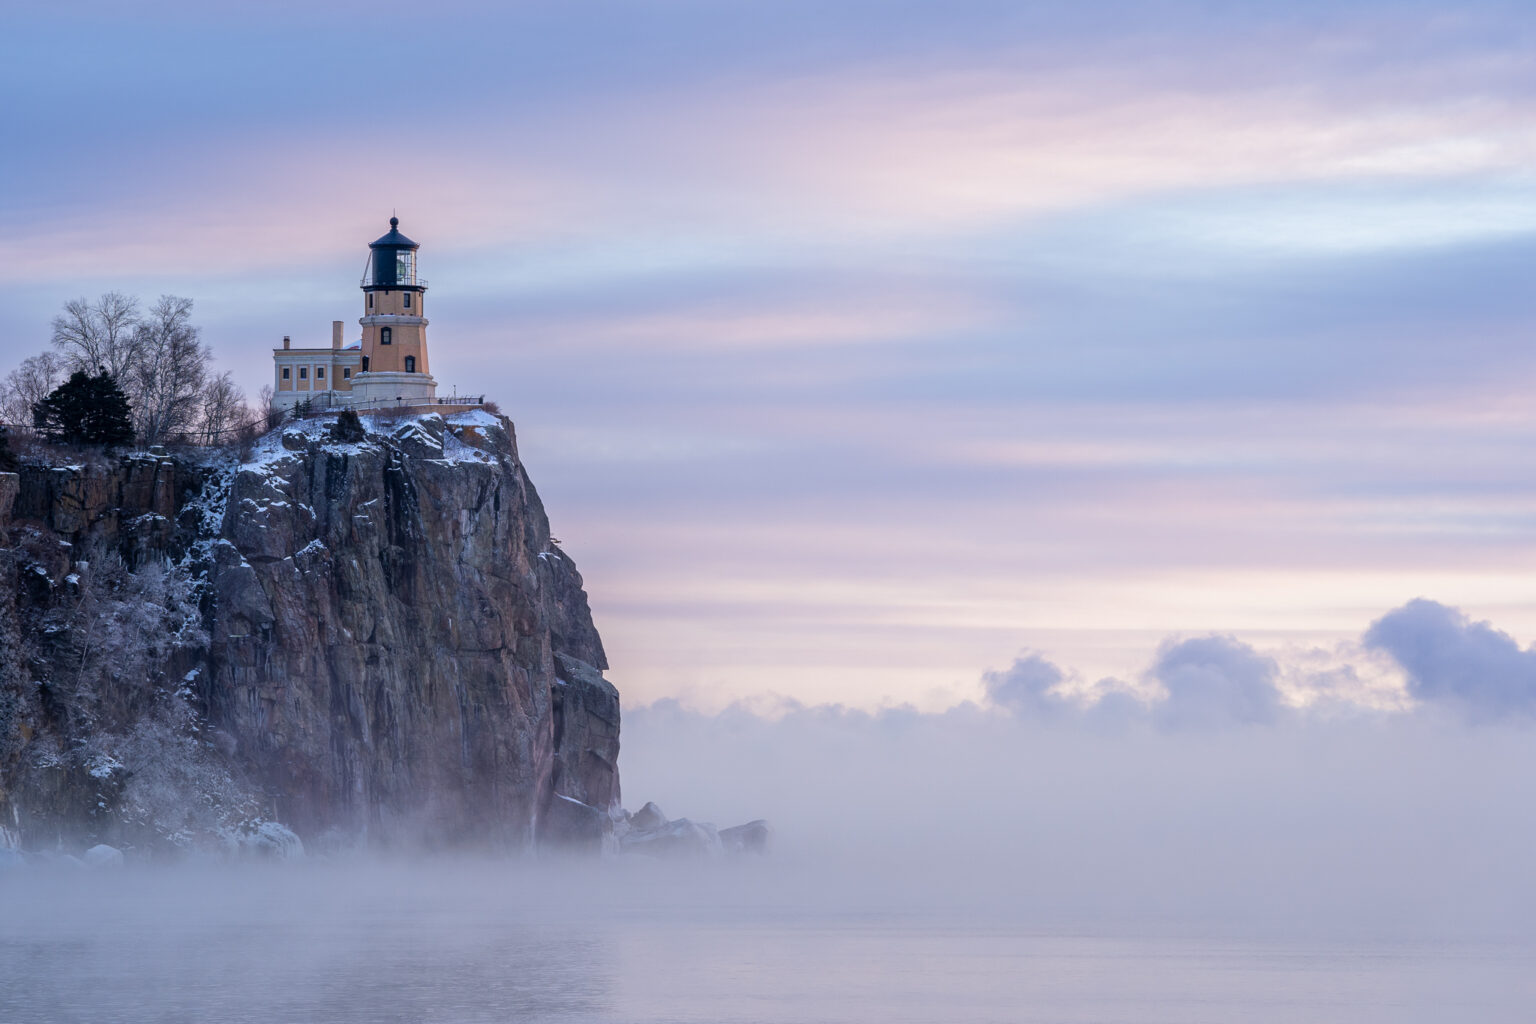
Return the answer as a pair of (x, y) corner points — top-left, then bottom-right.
(623, 699), (1536, 940)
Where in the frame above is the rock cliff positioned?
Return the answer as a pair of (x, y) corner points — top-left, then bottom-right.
(0, 411), (620, 856)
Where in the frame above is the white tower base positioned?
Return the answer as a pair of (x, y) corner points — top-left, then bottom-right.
(349, 371), (439, 410)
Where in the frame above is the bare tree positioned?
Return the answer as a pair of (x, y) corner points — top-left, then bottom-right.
(20, 291), (265, 449)
(133, 295), (209, 446)
(197, 371), (251, 445)
(50, 293), (142, 380)
(258, 385), (284, 430)
(0, 351), (66, 424)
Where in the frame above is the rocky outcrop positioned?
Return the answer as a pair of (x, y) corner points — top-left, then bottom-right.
(10, 453), (181, 564)
(0, 412), (621, 856)
(613, 801), (770, 859)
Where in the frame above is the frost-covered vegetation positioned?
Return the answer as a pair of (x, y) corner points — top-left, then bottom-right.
(4, 535), (285, 856)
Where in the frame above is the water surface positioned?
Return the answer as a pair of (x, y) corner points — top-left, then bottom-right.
(2, 862), (1530, 1023)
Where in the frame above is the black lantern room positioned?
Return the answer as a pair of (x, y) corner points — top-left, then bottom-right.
(363, 217), (426, 291)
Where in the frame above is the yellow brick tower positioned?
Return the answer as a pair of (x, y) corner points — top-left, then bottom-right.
(352, 216), (437, 407)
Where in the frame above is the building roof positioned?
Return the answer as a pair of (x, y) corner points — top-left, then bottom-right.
(273, 346), (363, 357)
(369, 216), (419, 249)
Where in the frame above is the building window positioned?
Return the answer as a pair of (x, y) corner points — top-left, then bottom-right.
(316, 366), (325, 380)
(299, 367), (308, 380)
(282, 367), (290, 380)
(368, 293), (373, 309)
(343, 367), (351, 379)
(381, 327), (392, 345)
(405, 356), (416, 373)
(403, 292), (412, 309)
(362, 356), (370, 371)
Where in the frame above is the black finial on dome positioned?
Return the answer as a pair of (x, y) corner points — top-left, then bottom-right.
(390, 216), (399, 229)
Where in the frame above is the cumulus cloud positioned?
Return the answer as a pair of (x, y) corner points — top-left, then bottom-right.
(985, 601), (1536, 728)
(1365, 598), (1536, 719)
(986, 636), (1289, 728)
(982, 652), (1070, 716)
(1149, 635), (1286, 729)
(984, 652), (1148, 726)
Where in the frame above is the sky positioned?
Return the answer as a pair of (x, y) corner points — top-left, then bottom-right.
(5, 0), (1536, 715)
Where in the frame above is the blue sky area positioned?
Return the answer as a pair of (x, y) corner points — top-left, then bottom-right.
(5, 1), (1536, 711)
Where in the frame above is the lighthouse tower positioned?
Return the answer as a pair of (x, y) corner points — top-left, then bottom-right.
(350, 216), (437, 407)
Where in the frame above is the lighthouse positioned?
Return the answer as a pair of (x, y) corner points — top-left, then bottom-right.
(351, 217), (437, 407)
(270, 217), (457, 413)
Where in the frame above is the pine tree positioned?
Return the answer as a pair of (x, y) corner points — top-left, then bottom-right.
(331, 408), (366, 443)
(0, 424), (17, 471)
(33, 370), (135, 447)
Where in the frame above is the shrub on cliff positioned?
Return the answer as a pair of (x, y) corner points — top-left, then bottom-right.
(33, 370), (135, 448)
(331, 408), (366, 443)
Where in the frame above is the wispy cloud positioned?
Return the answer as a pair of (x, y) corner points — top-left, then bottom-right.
(7, 1), (1536, 713)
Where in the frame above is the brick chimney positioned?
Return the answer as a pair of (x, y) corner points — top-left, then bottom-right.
(332, 321), (344, 350)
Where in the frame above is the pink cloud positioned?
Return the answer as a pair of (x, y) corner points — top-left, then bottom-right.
(10, 39), (1534, 288)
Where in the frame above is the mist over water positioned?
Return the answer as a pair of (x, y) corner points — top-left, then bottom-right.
(4, 856), (1534, 1024)
(6, 702), (1535, 1022)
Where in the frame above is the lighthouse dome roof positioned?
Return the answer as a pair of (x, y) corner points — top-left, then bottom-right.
(369, 217), (418, 249)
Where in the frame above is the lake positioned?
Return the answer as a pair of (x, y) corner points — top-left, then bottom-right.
(1, 859), (1531, 1023)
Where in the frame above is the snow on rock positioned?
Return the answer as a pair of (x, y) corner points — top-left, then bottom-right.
(720, 820), (771, 854)
(445, 409), (502, 430)
(83, 844), (125, 868)
(614, 802), (770, 860)
(227, 820), (305, 861)
(1, 407), (618, 858)
(621, 816), (723, 860)
(86, 753), (124, 781)
(392, 416), (446, 457)
(630, 801), (668, 831)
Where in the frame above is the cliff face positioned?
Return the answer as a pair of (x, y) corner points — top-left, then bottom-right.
(0, 411), (619, 855)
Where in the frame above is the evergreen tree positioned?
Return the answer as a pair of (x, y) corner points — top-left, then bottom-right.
(0, 424), (17, 471)
(331, 408), (366, 443)
(33, 370), (135, 447)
